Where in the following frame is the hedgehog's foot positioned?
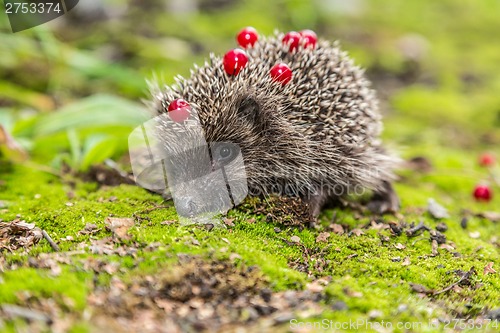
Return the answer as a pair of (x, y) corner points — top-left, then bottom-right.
(367, 180), (400, 214)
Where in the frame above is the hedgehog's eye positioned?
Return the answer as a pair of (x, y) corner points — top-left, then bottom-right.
(212, 142), (239, 167)
(219, 146), (231, 159)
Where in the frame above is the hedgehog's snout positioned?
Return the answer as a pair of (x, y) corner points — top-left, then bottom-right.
(171, 173), (231, 217)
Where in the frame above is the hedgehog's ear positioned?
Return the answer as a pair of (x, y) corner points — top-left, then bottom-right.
(237, 96), (261, 124)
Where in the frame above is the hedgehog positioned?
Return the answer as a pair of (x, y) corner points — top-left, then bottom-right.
(147, 28), (400, 222)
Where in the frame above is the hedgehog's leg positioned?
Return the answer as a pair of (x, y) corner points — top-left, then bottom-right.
(304, 190), (331, 227)
(367, 180), (399, 214)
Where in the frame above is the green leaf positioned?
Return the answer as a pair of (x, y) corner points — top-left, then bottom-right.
(12, 116), (38, 138)
(33, 94), (150, 136)
(80, 135), (118, 171)
(67, 128), (81, 169)
(64, 49), (147, 94)
(0, 82), (54, 111)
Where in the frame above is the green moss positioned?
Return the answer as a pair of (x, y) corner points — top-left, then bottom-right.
(2, 152), (500, 331)
(0, 268), (89, 311)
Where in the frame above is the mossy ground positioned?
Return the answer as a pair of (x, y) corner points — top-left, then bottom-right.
(1, 0), (500, 332)
(1, 150), (499, 332)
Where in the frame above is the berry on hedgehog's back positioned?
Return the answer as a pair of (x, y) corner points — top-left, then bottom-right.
(160, 30), (381, 146)
(151, 28), (400, 220)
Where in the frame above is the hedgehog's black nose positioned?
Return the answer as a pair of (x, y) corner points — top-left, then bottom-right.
(175, 196), (197, 217)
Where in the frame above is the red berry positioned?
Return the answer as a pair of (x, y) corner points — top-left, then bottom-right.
(282, 31), (302, 52)
(167, 98), (191, 122)
(473, 184), (493, 202)
(237, 27), (259, 48)
(223, 49), (248, 75)
(300, 29), (317, 48)
(479, 153), (495, 167)
(270, 63), (292, 85)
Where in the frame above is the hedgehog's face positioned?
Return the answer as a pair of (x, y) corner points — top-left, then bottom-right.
(155, 97), (262, 217)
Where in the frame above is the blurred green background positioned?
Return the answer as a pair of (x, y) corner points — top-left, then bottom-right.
(1, 0), (499, 172)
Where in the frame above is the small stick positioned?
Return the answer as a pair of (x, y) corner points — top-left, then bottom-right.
(133, 204), (173, 223)
(134, 205), (172, 215)
(432, 267), (476, 295)
(406, 221), (430, 237)
(42, 230), (60, 252)
(1, 304), (52, 324)
(330, 211), (338, 224)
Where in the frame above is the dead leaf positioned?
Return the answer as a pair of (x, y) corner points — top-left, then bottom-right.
(395, 243), (406, 250)
(0, 220), (43, 252)
(105, 217), (134, 240)
(370, 221), (389, 230)
(306, 281), (324, 293)
(329, 223), (344, 235)
(402, 257), (411, 266)
(439, 243), (455, 251)
(350, 228), (364, 236)
(79, 223), (100, 235)
(316, 232), (330, 243)
(484, 262), (497, 275)
(224, 218), (235, 226)
(290, 236), (301, 244)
